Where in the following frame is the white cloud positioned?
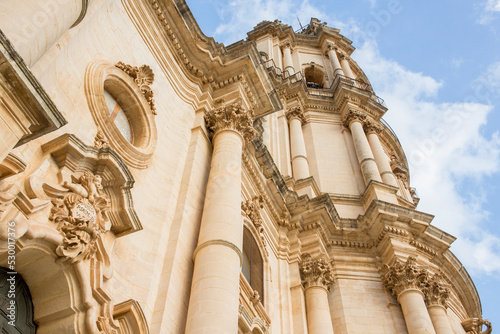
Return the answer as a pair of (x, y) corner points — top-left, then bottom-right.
(211, 0), (329, 44)
(355, 40), (500, 275)
(486, 0), (500, 12)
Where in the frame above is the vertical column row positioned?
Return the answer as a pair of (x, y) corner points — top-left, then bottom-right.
(382, 257), (455, 334)
(185, 101), (257, 334)
(300, 253), (335, 334)
(286, 106), (310, 180)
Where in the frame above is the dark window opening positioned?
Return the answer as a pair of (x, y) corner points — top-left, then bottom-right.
(242, 227), (264, 305)
(304, 65), (325, 88)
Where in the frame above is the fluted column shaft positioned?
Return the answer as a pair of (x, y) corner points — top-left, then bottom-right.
(0, 0), (86, 66)
(399, 289), (436, 334)
(345, 111), (382, 185)
(365, 123), (398, 187)
(287, 107), (310, 180)
(186, 102), (256, 334)
(326, 44), (344, 77)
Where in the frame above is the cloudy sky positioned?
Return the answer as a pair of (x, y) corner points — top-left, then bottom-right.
(185, 0), (500, 325)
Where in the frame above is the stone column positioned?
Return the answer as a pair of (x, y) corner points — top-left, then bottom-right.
(325, 43), (344, 77)
(300, 253), (335, 334)
(423, 274), (454, 334)
(339, 54), (356, 80)
(382, 257), (436, 334)
(185, 101), (257, 334)
(343, 110), (382, 185)
(364, 121), (399, 187)
(0, 0), (88, 66)
(286, 106), (310, 180)
(281, 41), (295, 76)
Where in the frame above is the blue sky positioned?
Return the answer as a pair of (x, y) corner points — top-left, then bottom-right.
(185, 0), (500, 325)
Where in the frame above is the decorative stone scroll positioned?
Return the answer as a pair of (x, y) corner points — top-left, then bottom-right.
(204, 100), (258, 141)
(342, 109), (367, 128)
(242, 196), (268, 256)
(462, 318), (493, 334)
(285, 105), (306, 124)
(381, 256), (429, 297)
(300, 253), (334, 290)
(115, 62), (156, 115)
(49, 171), (110, 264)
(422, 273), (450, 307)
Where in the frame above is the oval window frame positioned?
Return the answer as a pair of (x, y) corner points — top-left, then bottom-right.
(85, 60), (157, 169)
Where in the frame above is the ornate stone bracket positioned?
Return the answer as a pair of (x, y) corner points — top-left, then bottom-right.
(300, 253), (334, 290)
(381, 256), (429, 297)
(115, 62), (156, 115)
(204, 100), (257, 142)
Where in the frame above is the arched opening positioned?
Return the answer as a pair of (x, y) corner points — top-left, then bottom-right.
(0, 267), (37, 333)
(304, 64), (325, 88)
(242, 227), (264, 305)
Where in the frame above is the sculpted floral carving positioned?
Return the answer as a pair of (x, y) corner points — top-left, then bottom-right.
(381, 256), (429, 297)
(364, 120), (384, 134)
(205, 100), (257, 141)
(285, 105), (306, 124)
(343, 109), (367, 128)
(49, 171), (110, 264)
(94, 127), (110, 149)
(462, 318), (492, 334)
(300, 253), (334, 290)
(115, 62), (156, 115)
(242, 196), (269, 256)
(422, 273), (450, 307)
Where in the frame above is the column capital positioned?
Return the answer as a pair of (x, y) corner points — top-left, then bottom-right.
(300, 253), (334, 290)
(205, 101), (257, 142)
(324, 42), (338, 54)
(381, 256), (430, 298)
(423, 273), (450, 308)
(339, 52), (351, 61)
(280, 40), (294, 51)
(342, 109), (367, 128)
(285, 105), (306, 124)
(364, 120), (384, 134)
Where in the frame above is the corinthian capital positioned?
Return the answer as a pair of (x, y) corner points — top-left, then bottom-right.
(342, 109), (367, 128)
(381, 256), (430, 297)
(423, 273), (450, 307)
(324, 42), (338, 54)
(364, 120), (384, 134)
(285, 105), (306, 124)
(300, 253), (334, 290)
(204, 101), (257, 141)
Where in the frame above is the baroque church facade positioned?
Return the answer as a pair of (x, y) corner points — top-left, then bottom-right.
(0, 0), (492, 333)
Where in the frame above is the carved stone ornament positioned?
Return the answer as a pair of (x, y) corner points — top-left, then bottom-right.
(242, 196), (269, 257)
(364, 120), (384, 134)
(94, 127), (110, 149)
(204, 100), (258, 142)
(285, 105), (306, 124)
(390, 155), (409, 187)
(381, 256), (430, 297)
(300, 253), (334, 290)
(97, 316), (118, 334)
(302, 18), (327, 35)
(342, 109), (367, 128)
(115, 62), (156, 115)
(49, 171), (110, 264)
(422, 273), (450, 307)
(462, 318), (493, 334)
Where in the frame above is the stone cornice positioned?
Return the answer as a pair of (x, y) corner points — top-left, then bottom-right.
(300, 253), (334, 290)
(204, 101), (258, 141)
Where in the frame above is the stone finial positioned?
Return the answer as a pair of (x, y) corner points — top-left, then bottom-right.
(462, 318), (492, 334)
(342, 109), (367, 128)
(285, 105), (306, 124)
(49, 171), (110, 264)
(381, 256), (430, 297)
(423, 273), (450, 307)
(115, 62), (156, 114)
(204, 100), (258, 142)
(364, 120), (384, 134)
(300, 253), (334, 290)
